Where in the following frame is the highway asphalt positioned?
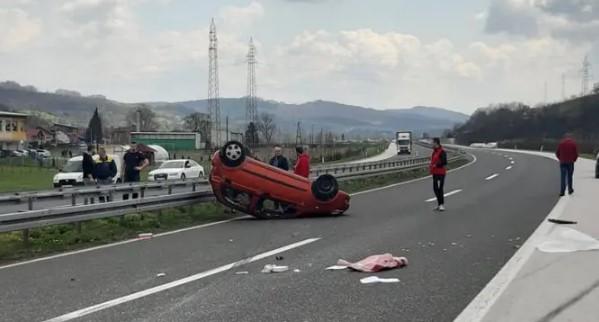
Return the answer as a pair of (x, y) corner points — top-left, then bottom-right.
(0, 149), (559, 322)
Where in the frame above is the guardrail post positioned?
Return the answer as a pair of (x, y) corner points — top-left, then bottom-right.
(22, 229), (29, 246)
(140, 187), (145, 199)
(168, 185), (173, 195)
(71, 194), (77, 206)
(27, 197), (33, 211)
(192, 183), (197, 192)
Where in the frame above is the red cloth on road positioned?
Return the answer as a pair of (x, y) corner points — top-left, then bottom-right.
(294, 153), (310, 178)
(556, 138), (578, 164)
(337, 253), (408, 272)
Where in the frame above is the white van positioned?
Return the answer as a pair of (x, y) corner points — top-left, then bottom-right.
(53, 154), (123, 188)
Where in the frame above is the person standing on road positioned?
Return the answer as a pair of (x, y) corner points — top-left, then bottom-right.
(294, 146), (310, 178)
(269, 146), (289, 171)
(82, 145), (95, 185)
(93, 148), (117, 185)
(556, 133), (578, 196)
(430, 138), (447, 211)
(123, 143), (149, 183)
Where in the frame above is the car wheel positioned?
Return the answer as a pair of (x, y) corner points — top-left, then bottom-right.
(220, 141), (246, 167)
(181, 173), (186, 180)
(311, 174), (339, 202)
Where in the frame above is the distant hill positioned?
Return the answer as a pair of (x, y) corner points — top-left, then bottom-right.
(454, 93), (599, 153)
(0, 81), (469, 137)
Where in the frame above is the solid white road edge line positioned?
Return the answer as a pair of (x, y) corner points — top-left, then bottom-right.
(43, 237), (321, 322)
(485, 174), (499, 181)
(454, 149), (562, 322)
(352, 153), (477, 197)
(425, 189), (463, 202)
(0, 217), (251, 271)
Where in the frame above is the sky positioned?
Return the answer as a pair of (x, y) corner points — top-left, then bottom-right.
(0, 0), (598, 114)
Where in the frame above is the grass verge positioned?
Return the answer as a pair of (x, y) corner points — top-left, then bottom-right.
(0, 166), (57, 193)
(0, 156), (471, 265)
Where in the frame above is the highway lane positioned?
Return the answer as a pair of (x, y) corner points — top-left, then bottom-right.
(0, 149), (559, 322)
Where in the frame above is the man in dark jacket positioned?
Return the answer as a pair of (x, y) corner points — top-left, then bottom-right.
(94, 148), (117, 185)
(269, 146), (289, 171)
(82, 145), (95, 185)
(556, 133), (578, 196)
(430, 138), (448, 211)
(123, 143), (148, 183)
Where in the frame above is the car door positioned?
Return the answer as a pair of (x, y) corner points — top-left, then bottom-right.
(188, 161), (200, 178)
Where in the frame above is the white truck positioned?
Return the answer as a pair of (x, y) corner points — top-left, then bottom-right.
(396, 131), (413, 155)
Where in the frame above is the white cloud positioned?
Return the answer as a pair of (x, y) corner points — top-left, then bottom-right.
(218, 1), (264, 31)
(0, 8), (41, 52)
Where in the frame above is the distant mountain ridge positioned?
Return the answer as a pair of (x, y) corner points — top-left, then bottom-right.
(0, 81), (468, 137)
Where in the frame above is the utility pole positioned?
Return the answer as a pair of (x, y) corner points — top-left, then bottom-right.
(245, 38), (258, 147)
(582, 55), (591, 96)
(208, 18), (221, 148)
(295, 121), (302, 146)
(561, 73), (566, 100)
(225, 116), (229, 142)
(136, 109), (141, 132)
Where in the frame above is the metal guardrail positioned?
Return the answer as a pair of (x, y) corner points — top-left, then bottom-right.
(0, 191), (214, 233)
(0, 179), (208, 208)
(0, 145), (469, 235)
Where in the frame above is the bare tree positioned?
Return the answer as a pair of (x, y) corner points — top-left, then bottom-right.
(127, 105), (159, 131)
(257, 113), (276, 144)
(184, 112), (209, 133)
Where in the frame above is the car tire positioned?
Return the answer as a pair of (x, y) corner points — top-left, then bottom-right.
(220, 141), (246, 167)
(311, 174), (339, 202)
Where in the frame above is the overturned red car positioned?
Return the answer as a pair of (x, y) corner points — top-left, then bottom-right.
(210, 141), (350, 219)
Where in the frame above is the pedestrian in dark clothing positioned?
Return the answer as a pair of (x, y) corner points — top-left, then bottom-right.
(82, 145), (95, 185)
(556, 133), (578, 196)
(123, 143), (149, 183)
(94, 148), (117, 185)
(269, 146), (289, 171)
(430, 138), (447, 211)
(68, 150), (73, 158)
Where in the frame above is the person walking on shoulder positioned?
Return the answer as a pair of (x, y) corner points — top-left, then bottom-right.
(430, 138), (447, 211)
(556, 133), (578, 196)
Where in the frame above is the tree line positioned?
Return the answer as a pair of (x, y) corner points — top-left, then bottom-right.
(454, 93), (599, 153)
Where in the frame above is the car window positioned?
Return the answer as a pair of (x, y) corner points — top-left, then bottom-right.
(190, 161), (199, 167)
(159, 161), (185, 169)
(63, 160), (82, 172)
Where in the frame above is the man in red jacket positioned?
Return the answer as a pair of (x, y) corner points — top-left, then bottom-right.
(430, 138), (448, 211)
(556, 133), (578, 196)
(294, 146), (310, 178)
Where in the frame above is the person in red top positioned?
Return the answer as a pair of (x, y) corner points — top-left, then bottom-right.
(556, 133), (578, 196)
(430, 138), (448, 211)
(294, 146), (310, 178)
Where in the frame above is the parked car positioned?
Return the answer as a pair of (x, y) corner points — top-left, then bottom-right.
(53, 155), (123, 187)
(36, 149), (52, 158)
(10, 149), (28, 157)
(148, 159), (204, 181)
(210, 141), (350, 219)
